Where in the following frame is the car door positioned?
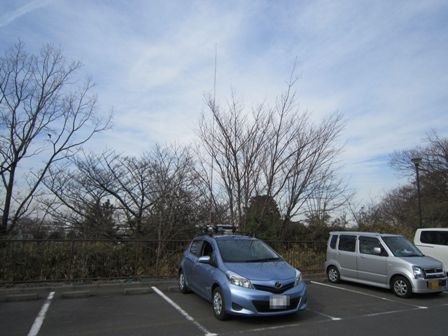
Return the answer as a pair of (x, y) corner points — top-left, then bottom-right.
(183, 239), (203, 292)
(337, 235), (358, 279)
(193, 240), (218, 300)
(357, 236), (388, 285)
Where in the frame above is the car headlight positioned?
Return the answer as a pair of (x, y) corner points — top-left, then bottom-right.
(413, 266), (425, 279)
(294, 270), (303, 286)
(226, 271), (253, 289)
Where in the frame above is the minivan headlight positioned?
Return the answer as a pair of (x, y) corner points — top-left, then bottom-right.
(226, 271), (253, 289)
(413, 266), (425, 279)
(294, 270), (303, 286)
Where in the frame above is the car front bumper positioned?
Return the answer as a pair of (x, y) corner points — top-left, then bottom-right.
(411, 277), (447, 294)
(223, 281), (308, 316)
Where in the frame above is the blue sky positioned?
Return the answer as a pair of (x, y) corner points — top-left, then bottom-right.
(1, 0), (448, 204)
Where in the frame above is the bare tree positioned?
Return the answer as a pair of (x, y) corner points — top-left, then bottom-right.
(0, 41), (111, 236)
(41, 161), (118, 238)
(199, 94), (269, 231)
(44, 145), (206, 238)
(198, 80), (346, 235)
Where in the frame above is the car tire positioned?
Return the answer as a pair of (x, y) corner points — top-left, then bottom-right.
(212, 287), (229, 320)
(327, 266), (340, 283)
(178, 269), (191, 294)
(392, 276), (412, 298)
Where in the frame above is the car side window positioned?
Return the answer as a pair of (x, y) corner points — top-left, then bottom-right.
(421, 231), (448, 246)
(190, 240), (203, 257)
(359, 237), (388, 256)
(330, 235), (338, 249)
(338, 235), (356, 252)
(202, 241), (214, 257)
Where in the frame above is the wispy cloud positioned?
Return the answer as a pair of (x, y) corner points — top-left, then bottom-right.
(0, 0), (53, 28)
(1, 0), (447, 202)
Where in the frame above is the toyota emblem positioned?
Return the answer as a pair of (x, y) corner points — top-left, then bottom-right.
(274, 281), (282, 289)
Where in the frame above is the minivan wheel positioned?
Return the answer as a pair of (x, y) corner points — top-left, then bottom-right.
(178, 270), (191, 294)
(392, 276), (412, 298)
(212, 287), (229, 320)
(327, 266), (340, 283)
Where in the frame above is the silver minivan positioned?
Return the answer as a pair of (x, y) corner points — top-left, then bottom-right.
(325, 231), (447, 297)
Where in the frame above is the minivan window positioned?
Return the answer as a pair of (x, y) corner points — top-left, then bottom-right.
(338, 235), (356, 252)
(421, 231), (448, 246)
(359, 237), (387, 256)
(330, 235), (338, 249)
(382, 236), (423, 257)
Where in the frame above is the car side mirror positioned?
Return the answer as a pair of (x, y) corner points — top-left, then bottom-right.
(373, 247), (382, 255)
(198, 256), (211, 264)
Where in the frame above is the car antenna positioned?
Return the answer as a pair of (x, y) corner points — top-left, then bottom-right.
(209, 44), (218, 228)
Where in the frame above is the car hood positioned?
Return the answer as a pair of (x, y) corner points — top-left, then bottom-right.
(400, 256), (443, 269)
(224, 261), (296, 281)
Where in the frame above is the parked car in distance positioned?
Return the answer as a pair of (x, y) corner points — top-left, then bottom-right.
(414, 228), (448, 276)
(325, 231), (447, 298)
(178, 234), (308, 320)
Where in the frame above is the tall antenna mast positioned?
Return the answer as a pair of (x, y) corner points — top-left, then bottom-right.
(209, 44), (217, 225)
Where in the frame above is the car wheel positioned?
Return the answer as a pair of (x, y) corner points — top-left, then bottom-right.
(178, 270), (191, 294)
(392, 276), (412, 298)
(327, 266), (340, 283)
(212, 287), (229, 320)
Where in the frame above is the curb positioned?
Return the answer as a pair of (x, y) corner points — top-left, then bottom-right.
(60, 290), (92, 299)
(0, 275), (326, 302)
(5, 293), (41, 302)
(124, 287), (154, 295)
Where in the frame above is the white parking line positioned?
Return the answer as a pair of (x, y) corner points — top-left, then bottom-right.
(308, 309), (342, 321)
(151, 286), (217, 336)
(27, 291), (55, 336)
(311, 281), (428, 309)
(243, 323), (303, 333)
(364, 307), (421, 317)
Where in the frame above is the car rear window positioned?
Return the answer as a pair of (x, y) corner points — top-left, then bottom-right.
(190, 240), (203, 256)
(338, 235), (356, 252)
(329, 235), (338, 249)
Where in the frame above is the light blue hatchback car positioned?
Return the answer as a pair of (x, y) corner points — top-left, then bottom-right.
(178, 234), (308, 320)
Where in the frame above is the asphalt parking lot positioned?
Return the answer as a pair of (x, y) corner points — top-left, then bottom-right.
(1, 280), (447, 336)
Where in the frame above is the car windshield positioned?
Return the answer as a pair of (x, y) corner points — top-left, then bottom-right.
(382, 236), (423, 257)
(217, 239), (281, 263)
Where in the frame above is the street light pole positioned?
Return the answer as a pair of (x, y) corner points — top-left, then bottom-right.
(411, 157), (423, 228)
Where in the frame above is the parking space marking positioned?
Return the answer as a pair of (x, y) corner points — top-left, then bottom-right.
(239, 322), (303, 333)
(151, 286), (217, 336)
(308, 309), (342, 321)
(27, 291), (55, 336)
(311, 281), (428, 309)
(363, 307), (420, 318)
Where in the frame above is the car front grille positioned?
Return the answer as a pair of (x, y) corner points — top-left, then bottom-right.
(424, 268), (445, 279)
(253, 282), (295, 294)
(252, 297), (300, 313)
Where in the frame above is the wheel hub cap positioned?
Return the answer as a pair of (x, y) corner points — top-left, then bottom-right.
(213, 293), (222, 315)
(395, 280), (407, 295)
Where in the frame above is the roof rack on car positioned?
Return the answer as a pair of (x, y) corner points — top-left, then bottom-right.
(195, 223), (237, 236)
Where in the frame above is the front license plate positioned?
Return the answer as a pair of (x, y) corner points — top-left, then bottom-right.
(428, 280), (440, 290)
(269, 295), (290, 309)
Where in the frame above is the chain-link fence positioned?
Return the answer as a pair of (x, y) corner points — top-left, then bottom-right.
(0, 239), (326, 284)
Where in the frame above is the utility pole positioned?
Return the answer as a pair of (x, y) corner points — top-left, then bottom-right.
(411, 157), (423, 228)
